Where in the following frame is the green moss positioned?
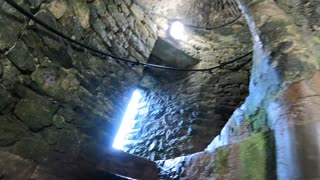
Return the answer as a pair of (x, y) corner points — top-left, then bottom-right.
(214, 147), (230, 178)
(239, 131), (277, 180)
(246, 108), (268, 132)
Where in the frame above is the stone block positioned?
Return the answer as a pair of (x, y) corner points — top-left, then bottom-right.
(41, 127), (60, 145)
(121, 3), (130, 16)
(47, 0), (68, 19)
(6, 41), (36, 72)
(129, 46), (145, 62)
(135, 21), (150, 38)
(31, 66), (80, 102)
(130, 3), (144, 21)
(0, 3), (25, 50)
(129, 34), (148, 57)
(0, 152), (36, 179)
(13, 138), (50, 163)
(0, 116), (29, 147)
(34, 10), (73, 68)
(14, 96), (58, 132)
(28, 0), (44, 11)
(56, 129), (81, 159)
(220, 71), (249, 85)
(112, 12), (128, 32)
(92, 0), (107, 16)
(71, 0), (90, 29)
(102, 11), (119, 32)
(239, 132), (276, 180)
(0, 85), (15, 114)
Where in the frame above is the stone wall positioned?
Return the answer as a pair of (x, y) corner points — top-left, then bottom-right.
(158, 131), (276, 180)
(276, 0), (320, 33)
(124, 10), (253, 160)
(136, 0), (241, 29)
(157, 0), (320, 179)
(0, 0), (157, 173)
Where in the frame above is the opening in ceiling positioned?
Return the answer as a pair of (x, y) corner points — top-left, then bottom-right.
(170, 21), (185, 40)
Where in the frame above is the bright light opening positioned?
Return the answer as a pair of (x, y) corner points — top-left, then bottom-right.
(170, 21), (185, 40)
(113, 90), (142, 150)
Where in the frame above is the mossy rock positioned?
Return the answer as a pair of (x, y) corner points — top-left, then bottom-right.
(239, 131), (277, 180)
(214, 147), (230, 178)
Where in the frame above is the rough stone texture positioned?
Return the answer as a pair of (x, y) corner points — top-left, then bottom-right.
(150, 38), (199, 68)
(14, 96), (58, 132)
(0, 0), (158, 178)
(153, 0), (319, 179)
(126, 58), (251, 160)
(239, 132), (276, 180)
(136, 0), (241, 29)
(0, 0), (27, 51)
(124, 14), (252, 160)
(0, 85), (16, 114)
(98, 149), (160, 180)
(157, 131), (276, 180)
(0, 151), (158, 180)
(237, 0), (320, 179)
(0, 115), (30, 147)
(0, 151), (37, 180)
(1, 0), (320, 179)
(6, 41), (36, 72)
